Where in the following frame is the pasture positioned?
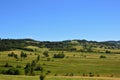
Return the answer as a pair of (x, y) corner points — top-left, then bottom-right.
(0, 48), (120, 80)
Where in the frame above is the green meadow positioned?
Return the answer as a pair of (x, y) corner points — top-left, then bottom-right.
(0, 47), (120, 80)
(0, 75), (120, 80)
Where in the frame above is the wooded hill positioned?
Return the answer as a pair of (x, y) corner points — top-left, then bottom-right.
(0, 38), (120, 53)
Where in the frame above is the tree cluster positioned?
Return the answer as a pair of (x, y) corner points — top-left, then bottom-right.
(53, 52), (65, 58)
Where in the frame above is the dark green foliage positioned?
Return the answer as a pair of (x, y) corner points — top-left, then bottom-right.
(0, 39), (36, 51)
(24, 63), (31, 75)
(53, 53), (65, 58)
(14, 54), (18, 60)
(100, 55), (106, 58)
(20, 51), (27, 58)
(17, 47), (34, 52)
(35, 48), (37, 52)
(1, 68), (20, 75)
(37, 55), (40, 62)
(46, 70), (51, 74)
(89, 72), (94, 77)
(0, 38), (120, 53)
(34, 65), (42, 71)
(30, 67), (34, 75)
(4, 62), (13, 67)
(54, 73), (58, 76)
(70, 48), (77, 52)
(31, 60), (36, 67)
(8, 52), (18, 60)
(105, 50), (111, 54)
(24, 68), (30, 75)
(43, 51), (49, 57)
(24, 63), (31, 69)
(80, 44), (93, 52)
(8, 52), (15, 57)
(24, 60), (38, 75)
(39, 74), (45, 80)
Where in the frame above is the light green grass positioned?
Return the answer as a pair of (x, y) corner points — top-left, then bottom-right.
(0, 75), (120, 80)
(0, 49), (120, 78)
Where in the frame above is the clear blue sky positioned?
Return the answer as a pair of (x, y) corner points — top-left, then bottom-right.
(0, 0), (120, 41)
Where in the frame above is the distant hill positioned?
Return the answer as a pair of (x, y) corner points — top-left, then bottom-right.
(0, 38), (120, 52)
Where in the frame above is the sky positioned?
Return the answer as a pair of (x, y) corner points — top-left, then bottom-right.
(0, 0), (120, 41)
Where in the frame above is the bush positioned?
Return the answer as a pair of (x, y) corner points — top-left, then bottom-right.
(89, 72), (94, 77)
(100, 55), (106, 58)
(40, 74), (46, 80)
(105, 50), (111, 54)
(1, 68), (20, 75)
(46, 70), (51, 75)
(24, 63), (31, 75)
(43, 51), (49, 57)
(20, 51), (27, 58)
(4, 62), (13, 67)
(54, 73), (58, 76)
(34, 65), (42, 71)
(53, 53), (65, 58)
(8, 52), (14, 57)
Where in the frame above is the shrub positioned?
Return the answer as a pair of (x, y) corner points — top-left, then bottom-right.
(54, 73), (58, 76)
(105, 50), (111, 54)
(40, 74), (46, 80)
(43, 51), (49, 57)
(89, 72), (94, 77)
(24, 63), (31, 75)
(31, 60), (36, 67)
(8, 52), (15, 57)
(100, 55), (106, 58)
(2, 68), (20, 75)
(46, 70), (51, 75)
(4, 62), (13, 67)
(34, 65), (42, 71)
(53, 53), (65, 58)
(20, 51), (27, 58)
(37, 55), (40, 62)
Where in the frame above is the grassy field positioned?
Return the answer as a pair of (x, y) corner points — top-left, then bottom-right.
(0, 47), (120, 80)
(0, 75), (120, 80)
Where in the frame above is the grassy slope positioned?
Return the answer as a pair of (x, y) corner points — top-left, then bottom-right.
(0, 47), (120, 79)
